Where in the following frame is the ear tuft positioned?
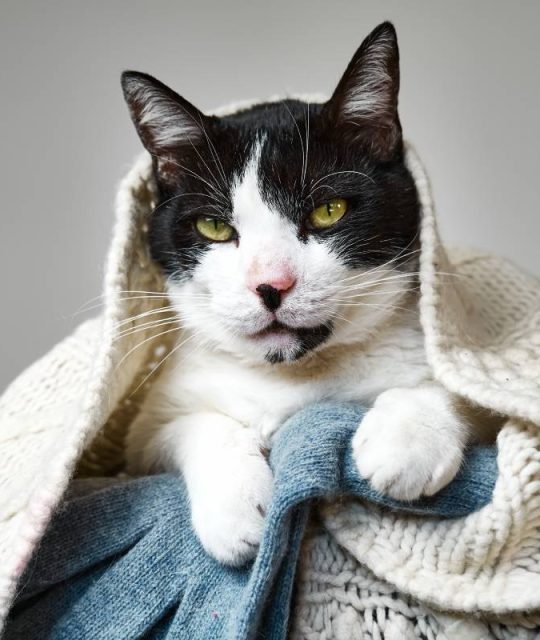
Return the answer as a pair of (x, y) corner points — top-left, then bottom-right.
(121, 71), (204, 155)
(326, 22), (402, 159)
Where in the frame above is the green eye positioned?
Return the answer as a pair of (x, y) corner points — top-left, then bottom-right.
(308, 198), (348, 229)
(195, 216), (235, 242)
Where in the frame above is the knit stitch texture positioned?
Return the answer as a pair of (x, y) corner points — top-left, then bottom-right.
(1, 97), (540, 636)
(4, 404), (497, 639)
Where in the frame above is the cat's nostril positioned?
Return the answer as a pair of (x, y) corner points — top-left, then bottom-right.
(265, 273), (296, 294)
(256, 284), (283, 312)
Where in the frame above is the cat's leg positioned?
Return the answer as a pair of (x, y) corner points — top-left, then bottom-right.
(127, 412), (273, 566)
(352, 384), (467, 500)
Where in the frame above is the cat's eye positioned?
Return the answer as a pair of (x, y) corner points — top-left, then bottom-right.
(195, 216), (235, 242)
(308, 198), (348, 229)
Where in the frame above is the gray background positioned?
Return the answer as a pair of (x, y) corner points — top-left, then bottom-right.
(1, 0), (539, 391)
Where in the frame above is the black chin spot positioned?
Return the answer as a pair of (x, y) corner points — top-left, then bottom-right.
(264, 322), (333, 364)
(265, 350), (286, 364)
(295, 322), (333, 358)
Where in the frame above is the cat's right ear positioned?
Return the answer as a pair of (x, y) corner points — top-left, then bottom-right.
(121, 71), (206, 156)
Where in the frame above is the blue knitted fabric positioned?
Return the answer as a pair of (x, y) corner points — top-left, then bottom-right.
(5, 403), (498, 640)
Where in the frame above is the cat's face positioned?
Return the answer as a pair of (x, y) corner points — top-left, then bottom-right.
(122, 22), (420, 364)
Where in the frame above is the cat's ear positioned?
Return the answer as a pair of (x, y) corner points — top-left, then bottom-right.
(121, 71), (206, 156)
(325, 22), (402, 160)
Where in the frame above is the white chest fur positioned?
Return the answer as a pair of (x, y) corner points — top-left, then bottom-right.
(125, 303), (471, 567)
(136, 306), (431, 443)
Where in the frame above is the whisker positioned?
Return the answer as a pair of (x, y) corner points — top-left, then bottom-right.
(196, 113), (229, 189)
(328, 288), (417, 301)
(150, 153), (229, 205)
(76, 296), (176, 315)
(308, 170), (375, 200)
(149, 191), (225, 218)
(113, 326), (182, 373)
(338, 273), (419, 290)
(327, 271), (420, 292)
(170, 102), (229, 194)
(334, 301), (416, 314)
(116, 317), (180, 340)
(176, 331), (214, 365)
(283, 102), (306, 192)
(114, 306), (178, 329)
(186, 135), (228, 202)
(129, 331), (200, 397)
(326, 310), (356, 327)
(307, 183), (340, 200)
(337, 272), (423, 289)
(303, 101), (310, 188)
(75, 290), (173, 313)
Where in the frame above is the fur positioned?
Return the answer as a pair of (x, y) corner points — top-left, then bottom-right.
(122, 22), (471, 566)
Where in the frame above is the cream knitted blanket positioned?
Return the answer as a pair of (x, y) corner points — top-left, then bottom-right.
(1, 100), (540, 637)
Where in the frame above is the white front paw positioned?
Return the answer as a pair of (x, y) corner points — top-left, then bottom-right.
(353, 387), (465, 501)
(190, 434), (273, 566)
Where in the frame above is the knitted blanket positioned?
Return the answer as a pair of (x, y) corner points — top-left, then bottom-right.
(4, 405), (497, 640)
(1, 97), (540, 637)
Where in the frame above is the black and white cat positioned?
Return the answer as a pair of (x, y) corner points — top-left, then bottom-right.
(122, 22), (469, 566)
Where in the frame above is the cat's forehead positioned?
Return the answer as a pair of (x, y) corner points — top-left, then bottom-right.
(160, 99), (371, 208)
(217, 100), (328, 175)
(220, 100), (319, 135)
(230, 138), (298, 236)
(217, 102), (359, 216)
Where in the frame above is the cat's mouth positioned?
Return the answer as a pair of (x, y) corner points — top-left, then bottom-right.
(248, 319), (334, 363)
(252, 320), (294, 339)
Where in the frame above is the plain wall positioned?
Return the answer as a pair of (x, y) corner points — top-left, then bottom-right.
(1, 0), (539, 390)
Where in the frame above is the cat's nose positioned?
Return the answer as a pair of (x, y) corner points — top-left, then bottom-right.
(253, 276), (296, 312)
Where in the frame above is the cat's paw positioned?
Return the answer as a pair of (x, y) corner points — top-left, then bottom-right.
(352, 386), (465, 501)
(190, 433), (273, 566)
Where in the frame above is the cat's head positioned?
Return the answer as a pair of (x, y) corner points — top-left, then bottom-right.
(122, 22), (420, 364)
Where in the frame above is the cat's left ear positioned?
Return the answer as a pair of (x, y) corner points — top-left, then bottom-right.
(325, 22), (402, 160)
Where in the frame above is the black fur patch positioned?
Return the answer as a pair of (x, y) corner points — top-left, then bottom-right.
(145, 98), (419, 280)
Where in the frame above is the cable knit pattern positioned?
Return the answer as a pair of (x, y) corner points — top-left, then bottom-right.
(410, 145), (540, 425)
(292, 528), (540, 639)
(0, 97), (539, 636)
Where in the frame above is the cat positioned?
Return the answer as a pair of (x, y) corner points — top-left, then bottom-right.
(122, 22), (471, 566)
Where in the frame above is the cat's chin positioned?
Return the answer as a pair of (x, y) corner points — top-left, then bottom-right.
(246, 320), (333, 364)
(248, 320), (300, 357)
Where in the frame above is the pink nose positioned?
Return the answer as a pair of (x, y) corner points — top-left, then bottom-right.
(247, 272), (296, 295)
(247, 269), (296, 312)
